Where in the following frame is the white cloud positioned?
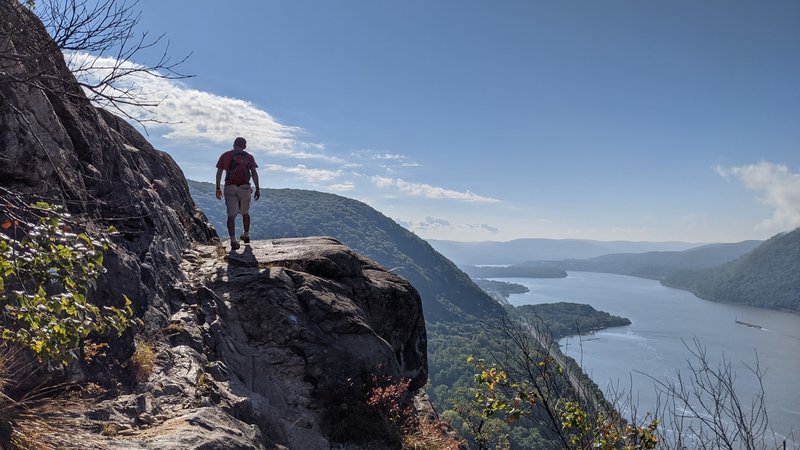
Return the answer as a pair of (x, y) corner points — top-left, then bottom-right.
(716, 162), (800, 232)
(352, 150), (421, 171)
(396, 216), (500, 235)
(372, 176), (395, 189)
(328, 182), (355, 192)
(370, 176), (500, 203)
(374, 153), (405, 160)
(66, 52), (340, 162)
(264, 164), (342, 182)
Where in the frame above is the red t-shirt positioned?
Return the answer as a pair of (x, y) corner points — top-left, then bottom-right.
(216, 149), (258, 186)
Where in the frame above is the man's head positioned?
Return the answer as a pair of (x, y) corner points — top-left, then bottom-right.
(233, 137), (247, 150)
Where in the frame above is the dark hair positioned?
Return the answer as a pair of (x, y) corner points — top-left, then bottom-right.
(233, 137), (247, 148)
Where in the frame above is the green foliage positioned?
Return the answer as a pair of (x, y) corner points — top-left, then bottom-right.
(559, 400), (658, 450)
(454, 356), (538, 450)
(459, 353), (658, 450)
(0, 203), (133, 364)
(428, 320), (608, 449)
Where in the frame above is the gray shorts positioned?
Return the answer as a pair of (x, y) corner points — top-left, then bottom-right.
(223, 184), (253, 217)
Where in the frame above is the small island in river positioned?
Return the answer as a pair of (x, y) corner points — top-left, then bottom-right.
(512, 302), (632, 340)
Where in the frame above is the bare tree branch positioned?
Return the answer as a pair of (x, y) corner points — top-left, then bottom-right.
(2, 0), (192, 129)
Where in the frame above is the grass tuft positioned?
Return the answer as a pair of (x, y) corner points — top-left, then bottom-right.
(131, 341), (156, 383)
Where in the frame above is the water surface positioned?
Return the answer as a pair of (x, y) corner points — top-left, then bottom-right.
(501, 271), (800, 443)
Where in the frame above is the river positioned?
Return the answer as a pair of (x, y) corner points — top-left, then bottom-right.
(499, 271), (800, 445)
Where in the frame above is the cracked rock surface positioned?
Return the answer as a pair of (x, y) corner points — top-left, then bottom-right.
(78, 238), (427, 449)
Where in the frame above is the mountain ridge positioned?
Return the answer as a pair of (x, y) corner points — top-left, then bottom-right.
(429, 237), (707, 265)
(541, 240), (762, 280)
(663, 228), (800, 312)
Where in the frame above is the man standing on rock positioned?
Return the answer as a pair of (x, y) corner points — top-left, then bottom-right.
(215, 137), (260, 250)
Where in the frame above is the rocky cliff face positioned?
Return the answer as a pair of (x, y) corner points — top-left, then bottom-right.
(0, 2), (429, 448)
(0, 0), (215, 347)
(83, 238), (427, 449)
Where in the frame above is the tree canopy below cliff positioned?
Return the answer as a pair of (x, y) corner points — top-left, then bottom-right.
(188, 180), (504, 322)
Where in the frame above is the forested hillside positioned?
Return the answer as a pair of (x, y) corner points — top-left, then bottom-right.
(188, 180), (504, 322)
(663, 228), (800, 312)
(549, 240), (762, 280)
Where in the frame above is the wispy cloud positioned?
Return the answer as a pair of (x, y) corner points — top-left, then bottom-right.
(66, 52), (339, 162)
(467, 223), (500, 234)
(421, 216), (451, 228)
(397, 216), (500, 235)
(352, 150), (420, 173)
(264, 164), (342, 182)
(328, 182), (355, 192)
(370, 176), (500, 203)
(715, 162), (800, 232)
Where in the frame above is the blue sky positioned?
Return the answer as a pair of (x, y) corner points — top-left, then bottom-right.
(68, 1), (800, 242)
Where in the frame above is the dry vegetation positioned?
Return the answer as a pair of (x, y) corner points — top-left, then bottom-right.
(131, 341), (156, 383)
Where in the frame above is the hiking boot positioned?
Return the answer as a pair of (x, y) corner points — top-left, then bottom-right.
(230, 240), (240, 250)
(240, 233), (250, 244)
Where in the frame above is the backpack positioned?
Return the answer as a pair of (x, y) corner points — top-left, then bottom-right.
(226, 151), (252, 185)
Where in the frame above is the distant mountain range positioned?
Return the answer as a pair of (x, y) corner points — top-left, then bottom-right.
(188, 180), (504, 322)
(545, 240), (762, 280)
(428, 238), (702, 265)
(663, 228), (800, 312)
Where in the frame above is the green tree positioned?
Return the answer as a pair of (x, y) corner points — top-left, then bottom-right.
(457, 318), (659, 450)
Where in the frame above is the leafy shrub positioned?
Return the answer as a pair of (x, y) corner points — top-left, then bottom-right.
(0, 202), (133, 364)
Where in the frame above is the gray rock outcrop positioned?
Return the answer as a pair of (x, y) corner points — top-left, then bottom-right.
(81, 238), (427, 449)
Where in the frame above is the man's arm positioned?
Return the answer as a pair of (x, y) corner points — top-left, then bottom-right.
(215, 167), (224, 200)
(251, 167), (260, 200)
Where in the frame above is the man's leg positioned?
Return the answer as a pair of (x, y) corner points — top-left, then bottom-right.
(239, 186), (253, 243)
(227, 216), (236, 240)
(224, 185), (241, 249)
